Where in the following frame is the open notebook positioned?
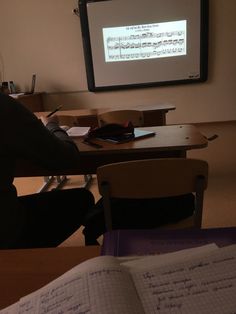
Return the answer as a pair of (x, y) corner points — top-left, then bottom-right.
(2, 244), (236, 313)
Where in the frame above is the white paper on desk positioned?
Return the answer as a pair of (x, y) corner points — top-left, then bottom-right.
(9, 93), (25, 98)
(131, 244), (236, 314)
(18, 255), (143, 314)
(121, 243), (219, 270)
(66, 126), (90, 137)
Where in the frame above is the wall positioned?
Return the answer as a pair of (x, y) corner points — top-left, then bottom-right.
(189, 121), (236, 176)
(0, 0), (235, 124)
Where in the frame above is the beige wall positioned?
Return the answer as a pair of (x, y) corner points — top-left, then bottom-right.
(0, 0), (235, 123)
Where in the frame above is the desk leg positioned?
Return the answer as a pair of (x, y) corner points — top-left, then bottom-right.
(53, 175), (92, 190)
(55, 176), (68, 189)
(38, 176), (55, 193)
(83, 174), (93, 189)
(38, 175), (92, 192)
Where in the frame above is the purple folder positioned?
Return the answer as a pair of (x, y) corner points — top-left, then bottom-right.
(101, 227), (236, 256)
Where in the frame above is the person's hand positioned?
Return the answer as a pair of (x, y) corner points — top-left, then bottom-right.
(40, 115), (59, 126)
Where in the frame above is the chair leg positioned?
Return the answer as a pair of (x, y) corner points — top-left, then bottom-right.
(194, 175), (206, 228)
(101, 182), (113, 231)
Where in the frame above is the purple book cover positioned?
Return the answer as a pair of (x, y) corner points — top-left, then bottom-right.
(101, 227), (236, 256)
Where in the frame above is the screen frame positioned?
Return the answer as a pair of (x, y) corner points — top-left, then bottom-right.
(79, 0), (209, 92)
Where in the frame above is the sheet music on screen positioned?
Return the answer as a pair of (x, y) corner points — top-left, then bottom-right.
(79, 0), (208, 91)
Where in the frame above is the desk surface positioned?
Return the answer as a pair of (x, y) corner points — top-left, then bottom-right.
(0, 246), (100, 310)
(12, 92), (45, 112)
(37, 103), (176, 127)
(75, 124), (207, 154)
(15, 124), (208, 177)
(38, 103), (176, 117)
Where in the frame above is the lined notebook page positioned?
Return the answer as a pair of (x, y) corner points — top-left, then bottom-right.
(122, 243), (218, 270)
(131, 245), (236, 314)
(0, 302), (19, 314)
(18, 256), (144, 314)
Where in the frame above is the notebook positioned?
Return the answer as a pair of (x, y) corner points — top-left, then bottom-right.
(97, 128), (155, 144)
(3, 245), (236, 313)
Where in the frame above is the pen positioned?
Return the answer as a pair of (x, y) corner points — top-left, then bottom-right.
(46, 105), (63, 117)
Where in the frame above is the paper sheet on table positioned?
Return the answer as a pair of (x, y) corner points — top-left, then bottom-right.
(121, 243), (219, 270)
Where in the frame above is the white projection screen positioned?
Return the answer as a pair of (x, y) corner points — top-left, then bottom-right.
(79, 0), (209, 91)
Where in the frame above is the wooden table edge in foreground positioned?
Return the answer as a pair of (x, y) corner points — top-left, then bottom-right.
(0, 245), (100, 310)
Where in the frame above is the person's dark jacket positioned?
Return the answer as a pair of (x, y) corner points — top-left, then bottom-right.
(0, 92), (80, 248)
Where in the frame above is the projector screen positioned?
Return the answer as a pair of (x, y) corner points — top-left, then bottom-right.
(79, 0), (209, 92)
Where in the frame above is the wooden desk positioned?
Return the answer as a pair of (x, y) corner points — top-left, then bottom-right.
(15, 124), (208, 177)
(0, 246), (100, 310)
(11, 92), (45, 112)
(39, 103), (176, 127)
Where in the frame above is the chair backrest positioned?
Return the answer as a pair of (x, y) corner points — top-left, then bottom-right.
(97, 158), (208, 230)
(97, 109), (144, 127)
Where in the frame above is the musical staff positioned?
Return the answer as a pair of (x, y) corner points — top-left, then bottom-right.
(103, 20), (187, 62)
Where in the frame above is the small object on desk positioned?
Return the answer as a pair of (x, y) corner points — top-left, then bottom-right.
(86, 121), (155, 144)
(97, 128), (155, 144)
(9, 92), (25, 98)
(87, 121), (134, 139)
(66, 126), (91, 137)
(206, 134), (219, 141)
(24, 73), (37, 95)
(46, 105), (63, 117)
(83, 138), (103, 149)
(9, 81), (16, 94)
(1, 81), (10, 94)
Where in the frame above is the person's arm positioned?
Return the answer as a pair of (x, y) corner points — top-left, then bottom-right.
(0, 93), (80, 170)
(40, 115), (77, 147)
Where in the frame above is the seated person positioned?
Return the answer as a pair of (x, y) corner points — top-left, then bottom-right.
(83, 194), (195, 245)
(0, 92), (94, 249)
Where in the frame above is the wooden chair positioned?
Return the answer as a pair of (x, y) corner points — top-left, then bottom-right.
(97, 109), (144, 127)
(96, 158), (208, 231)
